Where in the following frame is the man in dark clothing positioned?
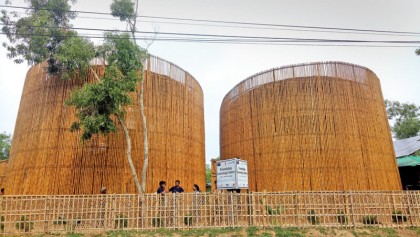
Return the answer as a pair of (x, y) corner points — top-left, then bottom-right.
(169, 180), (184, 193)
(157, 181), (166, 195)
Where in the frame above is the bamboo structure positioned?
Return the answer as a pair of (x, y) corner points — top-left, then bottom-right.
(220, 62), (401, 192)
(0, 160), (8, 189)
(0, 191), (419, 234)
(1, 55), (205, 195)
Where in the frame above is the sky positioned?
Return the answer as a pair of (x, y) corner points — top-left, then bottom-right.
(0, 0), (420, 164)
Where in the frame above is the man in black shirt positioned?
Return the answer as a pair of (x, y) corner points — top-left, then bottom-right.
(157, 181), (166, 195)
(169, 180), (184, 193)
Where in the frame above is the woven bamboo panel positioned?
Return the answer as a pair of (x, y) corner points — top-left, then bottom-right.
(0, 160), (8, 186)
(1, 55), (205, 195)
(220, 62), (401, 192)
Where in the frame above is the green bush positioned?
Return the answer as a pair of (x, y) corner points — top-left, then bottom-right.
(15, 215), (34, 232)
(0, 216), (4, 231)
(152, 217), (164, 227)
(52, 216), (81, 231)
(52, 216), (68, 225)
(307, 209), (319, 225)
(391, 210), (407, 223)
(115, 215), (129, 228)
(184, 215), (193, 226)
(259, 199), (285, 215)
(336, 210), (348, 224)
(266, 205), (285, 215)
(362, 215), (379, 225)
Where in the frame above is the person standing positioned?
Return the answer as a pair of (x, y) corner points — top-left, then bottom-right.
(193, 184), (201, 193)
(157, 181), (166, 195)
(169, 180), (184, 193)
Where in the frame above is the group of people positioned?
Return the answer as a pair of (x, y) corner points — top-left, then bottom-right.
(157, 180), (201, 194)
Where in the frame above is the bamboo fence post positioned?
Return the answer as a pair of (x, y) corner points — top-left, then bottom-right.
(391, 192), (397, 227)
(349, 191), (355, 228)
(405, 191), (414, 227)
(250, 192), (255, 226)
(294, 191), (298, 227)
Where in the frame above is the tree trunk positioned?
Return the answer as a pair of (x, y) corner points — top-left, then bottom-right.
(138, 77), (149, 194)
(117, 114), (143, 194)
(131, 0), (149, 194)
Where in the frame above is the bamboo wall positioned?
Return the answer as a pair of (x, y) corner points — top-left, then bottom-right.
(0, 160), (8, 189)
(1, 55), (205, 195)
(220, 62), (401, 192)
(0, 191), (419, 234)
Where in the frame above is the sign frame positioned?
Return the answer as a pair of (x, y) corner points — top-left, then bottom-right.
(216, 158), (249, 190)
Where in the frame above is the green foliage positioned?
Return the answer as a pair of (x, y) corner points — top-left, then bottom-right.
(307, 209), (319, 225)
(246, 226), (258, 236)
(393, 117), (420, 139)
(67, 33), (145, 141)
(385, 99), (420, 139)
(273, 227), (305, 237)
(206, 164), (211, 184)
(15, 215), (34, 232)
(266, 205), (285, 215)
(336, 210), (348, 224)
(110, 0), (135, 22)
(55, 35), (96, 80)
(53, 215), (68, 225)
(1, 0), (77, 70)
(151, 217), (164, 227)
(183, 215), (193, 226)
(115, 214), (129, 228)
(52, 215), (81, 232)
(362, 215), (379, 225)
(391, 210), (407, 223)
(259, 198), (285, 215)
(0, 132), (12, 160)
(66, 233), (84, 237)
(0, 215), (4, 231)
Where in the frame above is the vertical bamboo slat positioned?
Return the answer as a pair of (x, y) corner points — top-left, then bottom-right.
(220, 62), (401, 192)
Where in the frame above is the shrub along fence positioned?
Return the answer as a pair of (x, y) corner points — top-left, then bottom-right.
(0, 191), (419, 234)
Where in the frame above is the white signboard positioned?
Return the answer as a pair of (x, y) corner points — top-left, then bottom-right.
(236, 159), (249, 188)
(216, 158), (248, 189)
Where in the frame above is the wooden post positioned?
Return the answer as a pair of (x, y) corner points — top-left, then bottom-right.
(349, 191), (355, 228)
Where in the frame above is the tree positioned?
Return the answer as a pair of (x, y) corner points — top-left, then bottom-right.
(385, 99), (420, 139)
(0, 132), (12, 160)
(110, 0), (150, 194)
(1, 0), (147, 194)
(205, 164), (211, 184)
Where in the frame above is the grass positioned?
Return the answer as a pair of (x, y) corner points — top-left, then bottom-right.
(273, 227), (304, 237)
(246, 226), (259, 236)
(380, 228), (399, 237)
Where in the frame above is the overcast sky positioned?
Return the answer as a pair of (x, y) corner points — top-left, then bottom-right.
(1, 0), (420, 164)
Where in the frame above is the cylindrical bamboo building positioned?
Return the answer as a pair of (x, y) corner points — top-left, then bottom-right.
(2, 55), (205, 195)
(220, 62), (401, 191)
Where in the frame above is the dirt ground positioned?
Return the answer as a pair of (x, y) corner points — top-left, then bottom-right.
(30, 227), (420, 237)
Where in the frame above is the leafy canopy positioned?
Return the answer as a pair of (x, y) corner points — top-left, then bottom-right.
(385, 99), (420, 139)
(1, 0), (80, 75)
(110, 0), (135, 22)
(67, 33), (146, 140)
(0, 132), (12, 160)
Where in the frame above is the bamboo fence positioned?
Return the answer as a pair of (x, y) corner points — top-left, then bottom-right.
(1, 55), (205, 195)
(0, 191), (418, 235)
(220, 62), (401, 192)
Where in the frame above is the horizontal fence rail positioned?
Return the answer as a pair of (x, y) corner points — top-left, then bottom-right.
(0, 191), (419, 235)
